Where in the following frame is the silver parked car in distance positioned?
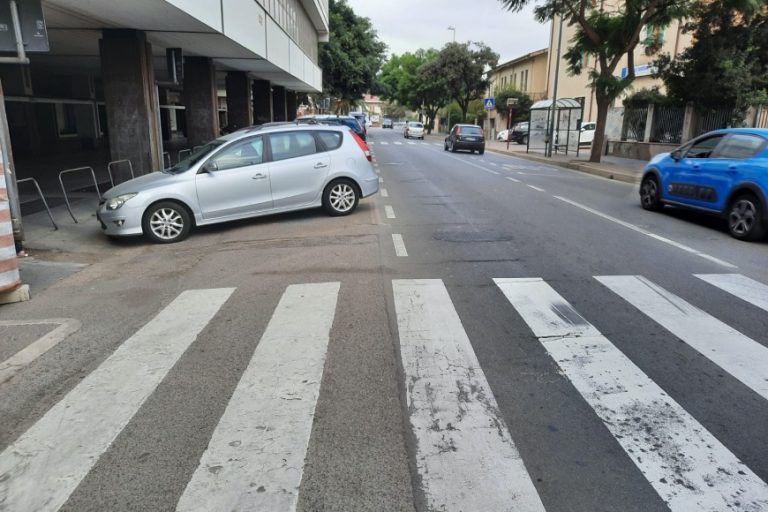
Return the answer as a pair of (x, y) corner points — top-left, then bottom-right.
(97, 124), (378, 243)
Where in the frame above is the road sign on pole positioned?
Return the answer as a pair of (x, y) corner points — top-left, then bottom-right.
(483, 98), (495, 110)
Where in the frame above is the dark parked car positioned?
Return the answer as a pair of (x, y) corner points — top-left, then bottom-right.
(296, 115), (366, 141)
(444, 124), (485, 154)
(510, 122), (529, 144)
(639, 128), (768, 241)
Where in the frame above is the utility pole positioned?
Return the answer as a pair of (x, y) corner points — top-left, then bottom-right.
(546, 16), (564, 158)
(447, 26), (456, 43)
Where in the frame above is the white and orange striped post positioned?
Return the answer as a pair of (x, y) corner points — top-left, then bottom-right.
(0, 145), (28, 304)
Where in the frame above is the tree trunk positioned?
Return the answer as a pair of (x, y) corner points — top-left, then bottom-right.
(589, 94), (612, 163)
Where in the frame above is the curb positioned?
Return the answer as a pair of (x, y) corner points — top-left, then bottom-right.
(485, 146), (641, 184)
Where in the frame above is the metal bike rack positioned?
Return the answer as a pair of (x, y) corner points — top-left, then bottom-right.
(162, 151), (171, 169)
(16, 177), (58, 230)
(177, 148), (192, 163)
(106, 159), (134, 187)
(58, 166), (101, 223)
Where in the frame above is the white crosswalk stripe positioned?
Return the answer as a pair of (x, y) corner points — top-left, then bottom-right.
(177, 283), (340, 512)
(379, 141), (389, 145)
(495, 277), (768, 511)
(394, 141), (403, 145)
(0, 288), (235, 512)
(393, 279), (545, 512)
(596, 275), (768, 401)
(695, 273), (768, 313)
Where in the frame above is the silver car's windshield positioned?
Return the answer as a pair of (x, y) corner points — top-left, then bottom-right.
(166, 140), (227, 174)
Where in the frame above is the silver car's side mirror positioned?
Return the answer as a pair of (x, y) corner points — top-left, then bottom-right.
(201, 161), (218, 173)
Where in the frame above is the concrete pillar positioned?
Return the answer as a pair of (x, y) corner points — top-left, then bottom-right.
(681, 102), (696, 142)
(252, 79), (272, 125)
(99, 29), (162, 175)
(643, 104), (655, 142)
(272, 85), (287, 122)
(183, 57), (219, 147)
(286, 90), (298, 121)
(225, 72), (253, 130)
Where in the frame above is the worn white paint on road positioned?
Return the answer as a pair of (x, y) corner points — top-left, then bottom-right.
(506, 177), (521, 183)
(379, 141), (389, 145)
(597, 275), (768, 400)
(407, 141), (415, 145)
(0, 318), (82, 385)
(391, 234), (408, 257)
(695, 274), (768, 313)
(380, 188), (389, 198)
(527, 184), (546, 192)
(385, 205), (396, 219)
(394, 141), (403, 145)
(392, 279), (545, 512)
(0, 288), (235, 512)
(495, 277), (768, 511)
(177, 283), (339, 512)
(553, 195), (738, 269)
(378, 177), (384, 184)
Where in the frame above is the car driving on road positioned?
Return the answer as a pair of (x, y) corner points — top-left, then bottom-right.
(97, 124), (378, 243)
(639, 128), (768, 241)
(444, 124), (485, 154)
(382, 118), (393, 129)
(404, 121), (424, 139)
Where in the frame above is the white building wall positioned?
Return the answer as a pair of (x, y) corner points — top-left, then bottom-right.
(222, 0), (267, 57)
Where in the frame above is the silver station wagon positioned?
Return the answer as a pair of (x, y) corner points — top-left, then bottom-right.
(97, 124), (378, 243)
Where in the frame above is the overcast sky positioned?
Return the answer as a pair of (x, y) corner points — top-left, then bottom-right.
(344, 0), (552, 64)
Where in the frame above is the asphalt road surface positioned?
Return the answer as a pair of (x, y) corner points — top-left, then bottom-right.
(1, 126), (768, 511)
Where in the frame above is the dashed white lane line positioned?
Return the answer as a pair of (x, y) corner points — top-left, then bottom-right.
(421, 143), (430, 146)
(489, 162), (498, 166)
(385, 205), (396, 219)
(0, 288), (235, 512)
(380, 188), (389, 197)
(379, 141), (389, 145)
(527, 184), (546, 192)
(392, 234), (408, 257)
(432, 143), (442, 146)
(553, 195), (737, 269)
(496, 277), (768, 512)
(506, 177), (521, 183)
(0, 318), (81, 385)
(379, 177), (384, 183)
(407, 141), (416, 145)
(177, 283), (340, 512)
(393, 279), (545, 512)
(394, 141), (403, 145)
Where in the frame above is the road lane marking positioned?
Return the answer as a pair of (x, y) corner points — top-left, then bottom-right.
(0, 288), (235, 512)
(432, 143), (442, 146)
(694, 274), (768, 312)
(506, 177), (521, 183)
(380, 188), (389, 197)
(177, 283), (339, 512)
(385, 205), (396, 219)
(527, 184), (545, 192)
(392, 234), (408, 257)
(394, 141), (403, 145)
(489, 162), (498, 166)
(368, 141), (375, 145)
(378, 177), (384, 184)
(421, 143), (429, 146)
(0, 318), (82, 385)
(407, 141), (416, 145)
(495, 277), (768, 511)
(393, 280), (545, 512)
(552, 196), (738, 269)
(379, 141), (389, 145)
(596, 275), (768, 400)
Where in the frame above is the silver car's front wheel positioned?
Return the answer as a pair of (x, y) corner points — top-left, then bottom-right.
(142, 201), (192, 243)
(323, 180), (359, 216)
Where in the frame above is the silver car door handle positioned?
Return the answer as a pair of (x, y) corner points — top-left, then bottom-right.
(314, 162), (328, 169)
(252, 173), (267, 179)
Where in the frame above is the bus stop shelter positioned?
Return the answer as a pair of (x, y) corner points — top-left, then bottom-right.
(527, 98), (584, 156)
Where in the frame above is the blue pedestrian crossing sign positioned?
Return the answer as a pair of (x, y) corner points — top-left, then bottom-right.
(484, 97), (495, 110)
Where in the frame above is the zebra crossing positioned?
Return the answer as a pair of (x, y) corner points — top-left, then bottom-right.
(1, 273), (768, 510)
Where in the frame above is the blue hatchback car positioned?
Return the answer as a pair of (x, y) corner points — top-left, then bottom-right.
(639, 128), (768, 241)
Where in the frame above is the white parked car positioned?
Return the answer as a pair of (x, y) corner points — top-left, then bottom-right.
(579, 122), (596, 145)
(404, 122), (425, 139)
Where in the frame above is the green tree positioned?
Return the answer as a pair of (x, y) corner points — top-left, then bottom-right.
(500, 0), (694, 162)
(494, 88), (533, 122)
(382, 101), (407, 120)
(430, 42), (499, 123)
(320, 0), (387, 108)
(655, 0), (768, 118)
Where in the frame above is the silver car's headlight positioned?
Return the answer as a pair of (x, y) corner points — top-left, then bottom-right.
(106, 193), (137, 211)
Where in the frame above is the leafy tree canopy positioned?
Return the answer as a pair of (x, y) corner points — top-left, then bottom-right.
(499, 0), (695, 162)
(319, 0), (387, 106)
(655, 0), (768, 114)
(493, 88), (534, 121)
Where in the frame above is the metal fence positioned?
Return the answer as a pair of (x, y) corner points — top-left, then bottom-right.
(621, 106), (648, 141)
(650, 105), (684, 144)
(694, 108), (741, 137)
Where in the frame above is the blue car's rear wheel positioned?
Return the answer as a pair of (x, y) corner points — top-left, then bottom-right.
(728, 194), (766, 241)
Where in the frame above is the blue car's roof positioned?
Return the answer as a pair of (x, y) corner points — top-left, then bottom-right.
(707, 127), (768, 137)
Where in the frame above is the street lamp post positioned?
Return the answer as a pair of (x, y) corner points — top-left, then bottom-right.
(447, 26), (456, 43)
